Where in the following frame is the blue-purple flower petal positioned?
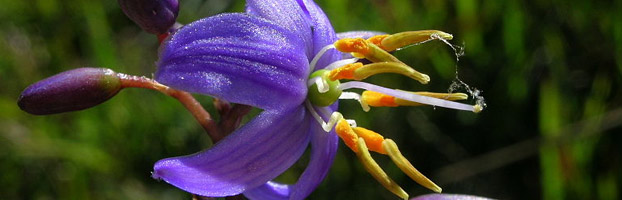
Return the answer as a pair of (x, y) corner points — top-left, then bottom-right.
(289, 114), (339, 199)
(244, 106), (339, 200)
(243, 182), (291, 200)
(298, 0), (341, 70)
(156, 13), (309, 110)
(152, 107), (311, 197)
(246, 0), (313, 57)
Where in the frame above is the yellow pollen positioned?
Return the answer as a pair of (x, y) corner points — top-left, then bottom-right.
(367, 34), (389, 50)
(328, 62), (430, 84)
(335, 119), (360, 153)
(333, 115), (444, 197)
(325, 29), (481, 199)
(352, 127), (387, 154)
(327, 63), (363, 81)
(361, 91), (398, 107)
(334, 38), (402, 63)
(334, 38), (370, 57)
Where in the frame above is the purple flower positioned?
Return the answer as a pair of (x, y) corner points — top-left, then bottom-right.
(152, 0), (483, 199)
(18, 68), (121, 115)
(118, 0), (179, 34)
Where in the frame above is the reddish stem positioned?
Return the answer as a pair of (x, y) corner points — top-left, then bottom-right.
(157, 33), (170, 44)
(116, 73), (224, 142)
(117, 73), (251, 200)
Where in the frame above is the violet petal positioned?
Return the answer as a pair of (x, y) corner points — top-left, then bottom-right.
(156, 13), (309, 110)
(243, 182), (291, 200)
(245, 0), (313, 57)
(152, 107), (311, 197)
(297, 0), (341, 70)
(244, 105), (339, 200)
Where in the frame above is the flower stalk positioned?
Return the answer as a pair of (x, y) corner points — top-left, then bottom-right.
(116, 73), (224, 142)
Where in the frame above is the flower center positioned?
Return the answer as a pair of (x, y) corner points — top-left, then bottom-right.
(306, 70), (342, 106)
(303, 30), (486, 199)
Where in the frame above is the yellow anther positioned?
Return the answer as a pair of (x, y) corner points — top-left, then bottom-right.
(333, 38), (369, 57)
(327, 63), (363, 81)
(367, 34), (390, 50)
(382, 139), (442, 193)
(394, 92), (468, 106)
(355, 138), (409, 200)
(334, 38), (402, 63)
(328, 62), (429, 84)
(355, 62), (430, 84)
(380, 30), (454, 52)
(352, 127), (387, 154)
(335, 118), (360, 153)
(361, 91), (399, 107)
(362, 91), (469, 107)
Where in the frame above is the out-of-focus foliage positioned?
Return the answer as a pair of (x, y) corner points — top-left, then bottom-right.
(1, 0), (621, 199)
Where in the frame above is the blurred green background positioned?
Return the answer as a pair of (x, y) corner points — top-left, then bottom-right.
(1, 0), (621, 199)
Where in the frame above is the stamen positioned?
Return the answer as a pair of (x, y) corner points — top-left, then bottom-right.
(335, 119), (360, 153)
(363, 91), (469, 107)
(334, 38), (402, 63)
(366, 35), (389, 50)
(361, 90), (399, 107)
(346, 119), (357, 127)
(315, 105), (333, 119)
(382, 139), (442, 193)
(315, 76), (329, 93)
(307, 76), (321, 87)
(355, 138), (409, 200)
(339, 92), (370, 112)
(394, 92), (467, 106)
(304, 100), (344, 132)
(309, 44), (335, 72)
(352, 127), (386, 154)
(327, 63), (363, 81)
(338, 81), (481, 112)
(375, 30), (454, 52)
(329, 62), (430, 84)
(325, 58), (359, 70)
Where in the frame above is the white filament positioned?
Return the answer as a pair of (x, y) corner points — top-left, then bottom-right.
(307, 76), (329, 94)
(346, 119), (357, 127)
(305, 100), (344, 132)
(325, 58), (359, 70)
(339, 92), (370, 112)
(338, 81), (477, 112)
(309, 44), (335, 72)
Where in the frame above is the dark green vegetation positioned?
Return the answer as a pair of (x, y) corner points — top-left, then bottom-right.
(1, 0), (621, 199)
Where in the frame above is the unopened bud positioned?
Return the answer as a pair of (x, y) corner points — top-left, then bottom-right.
(18, 68), (121, 115)
(118, 0), (179, 34)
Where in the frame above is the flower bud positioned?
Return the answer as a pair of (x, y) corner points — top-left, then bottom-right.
(18, 68), (121, 115)
(118, 0), (179, 34)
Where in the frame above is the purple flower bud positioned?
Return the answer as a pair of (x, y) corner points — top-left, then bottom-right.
(118, 0), (179, 34)
(18, 68), (121, 115)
